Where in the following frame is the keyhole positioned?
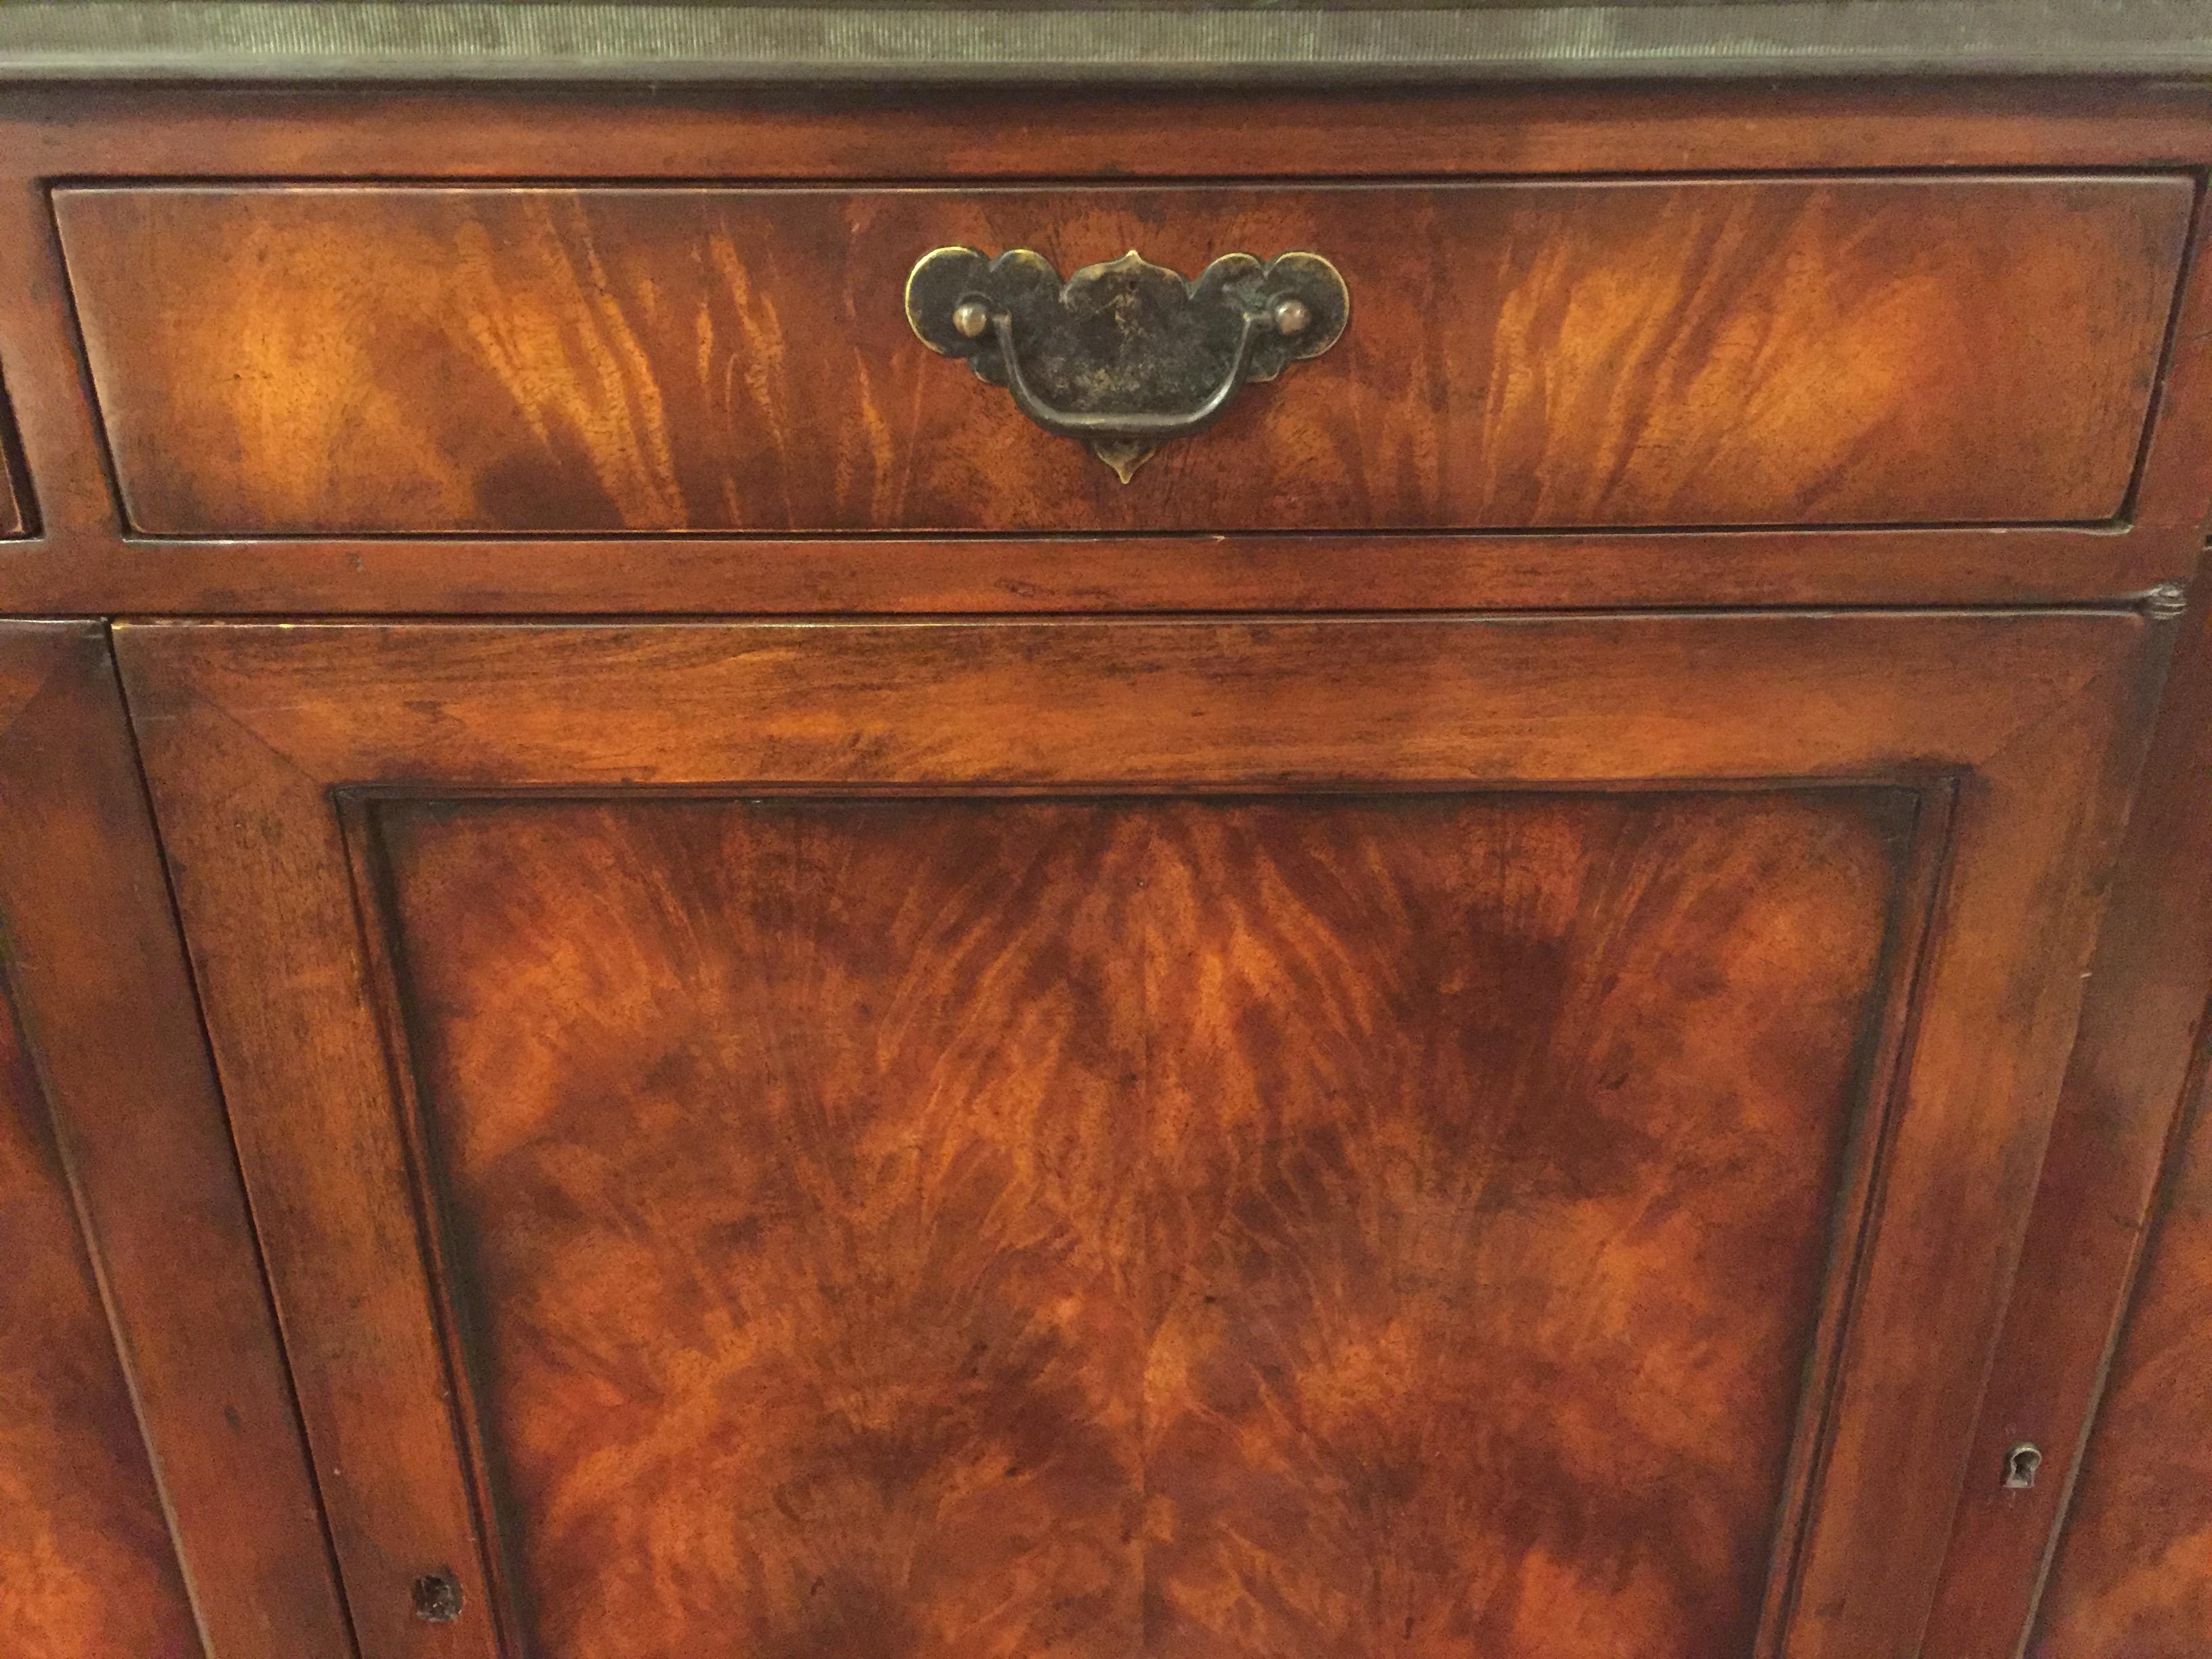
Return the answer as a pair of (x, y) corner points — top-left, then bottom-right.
(411, 1570), (464, 1623)
(2003, 1442), (2043, 1490)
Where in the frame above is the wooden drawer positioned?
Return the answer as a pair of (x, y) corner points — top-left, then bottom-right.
(56, 175), (2192, 537)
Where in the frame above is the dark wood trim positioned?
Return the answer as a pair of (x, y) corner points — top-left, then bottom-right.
(0, 621), (354, 1659)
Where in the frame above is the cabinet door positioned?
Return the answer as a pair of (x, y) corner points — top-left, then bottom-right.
(0, 623), (348, 1659)
(117, 613), (2165, 1659)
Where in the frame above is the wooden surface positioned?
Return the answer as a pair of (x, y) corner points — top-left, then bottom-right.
(1990, 596), (2212, 1659)
(0, 623), (352, 1659)
(0, 388), (22, 536)
(1916, 586), (2212, 1656)
(2031, 1044), (2212, 1657)
(0, 73), (2197, 1659)
(5, 83), (2212, 613)
(115, 608), (2165, 1659)
(56, 176), (2191, 535)
(374, 789), (1906, 1659)
(0, 857), (197, 1659)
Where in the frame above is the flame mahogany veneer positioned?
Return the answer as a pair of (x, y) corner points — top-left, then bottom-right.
(0, 68), (2209, 1659)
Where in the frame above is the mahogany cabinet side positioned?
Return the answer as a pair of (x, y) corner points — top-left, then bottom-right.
(0, 623), (352, 1659)
(2030, 1010), (2212, 1657)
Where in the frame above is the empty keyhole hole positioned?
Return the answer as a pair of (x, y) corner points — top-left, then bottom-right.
(2003, 1443), (2043, 1490)
(412, 1570), (464, 1623)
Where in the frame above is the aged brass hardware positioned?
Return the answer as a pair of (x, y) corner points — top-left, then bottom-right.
(2003, 1442), (2043, 1490)
(905, 245), (1349, 483)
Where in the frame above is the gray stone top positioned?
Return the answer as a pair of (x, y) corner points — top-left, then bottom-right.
(0, 0), (2203, 83)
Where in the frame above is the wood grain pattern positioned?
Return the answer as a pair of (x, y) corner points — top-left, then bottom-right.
(0, 626), (200, 1659)
(0, 70), (2200, 1659)
(1980, 586), (2212, 1659)
(0, 978), (199, 1659)
(1919, 588), (2212, 1657)
(113, 611), (2167, 1659)
(56, 177), (2191, 535)
(5, 86), (2211, 614)
(0, 622), (352, 1659)
(2029, 1057), (2212, 1659)
(372, 790), (1907, 1659)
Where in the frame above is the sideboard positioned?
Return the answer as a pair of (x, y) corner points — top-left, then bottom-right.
(2, 8), (2211, 1658)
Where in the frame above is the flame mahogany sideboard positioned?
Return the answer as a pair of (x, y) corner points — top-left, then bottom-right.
(2, 13), (2211, 1659)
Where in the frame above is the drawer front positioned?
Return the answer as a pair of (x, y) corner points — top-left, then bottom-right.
(58, 176), (2191, 537)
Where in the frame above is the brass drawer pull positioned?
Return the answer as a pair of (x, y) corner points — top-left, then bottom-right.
(906, 245), (1349, 481)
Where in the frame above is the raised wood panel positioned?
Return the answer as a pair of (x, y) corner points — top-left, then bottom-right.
(371, 789), (1908, 1659)
(0, 973), (198, 1659)
(56, 176), (2191, 536)
(2030, 1063), (2212, 1659)
(115, 611), (2168, 1659)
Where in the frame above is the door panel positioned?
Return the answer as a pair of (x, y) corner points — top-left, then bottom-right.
(0, 623), (350, 1659)
(375, 790), (1909, 1659)
(115, 613), (2169, 1659)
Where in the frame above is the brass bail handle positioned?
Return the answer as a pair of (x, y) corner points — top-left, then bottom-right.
(905, 245), (1350, 483)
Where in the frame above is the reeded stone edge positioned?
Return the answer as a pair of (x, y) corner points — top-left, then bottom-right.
(0, 1), (2205, 83)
